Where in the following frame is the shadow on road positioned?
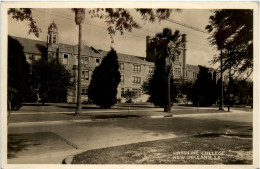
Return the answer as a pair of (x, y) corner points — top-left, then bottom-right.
(74, 117), (253, 137)
(8, 134), (40, 159)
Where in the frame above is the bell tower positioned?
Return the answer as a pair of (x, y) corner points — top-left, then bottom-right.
(47, 20), (59, 44)
(47, 21), (59, 60)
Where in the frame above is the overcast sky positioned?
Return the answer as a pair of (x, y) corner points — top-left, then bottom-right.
(8, 8), (219, 68)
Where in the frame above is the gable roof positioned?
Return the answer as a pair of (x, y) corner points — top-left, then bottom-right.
(98, 49), (154, 66)
(186, 64), (199, 71)
(12, 36), (47, 55)
(11, 36), (154, 66)
(73, 45), (102, 57)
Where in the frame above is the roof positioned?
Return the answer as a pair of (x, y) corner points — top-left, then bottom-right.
(12, 36), (47, 55)
(59, 43), (74, 53)
(48, 21), (58, 31)
(186, 64), (199, 71)
(186, 64), (218, 73)
(98, 49), (154, 66)
(11, 36), (101, 57)
(73, 45), (102, 57)
(10, 36), (154, 66)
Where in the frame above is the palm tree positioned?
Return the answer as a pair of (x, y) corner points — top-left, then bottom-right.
(152, 28), (183, 112)
(73, 8), (85, 115)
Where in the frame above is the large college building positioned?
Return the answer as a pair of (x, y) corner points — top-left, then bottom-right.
(12, 21), (204, 103)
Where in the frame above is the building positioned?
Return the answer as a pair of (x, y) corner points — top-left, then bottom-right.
(11, 21), (206, 103)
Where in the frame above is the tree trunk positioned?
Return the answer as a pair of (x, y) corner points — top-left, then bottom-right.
(128, 102), (130, 113)
(219, 48), (224, 110)
(8, 96), (12, 118)
(164, 75), (171, 113)
(75, 23), (82, 115)
(228, 64), (231, 112)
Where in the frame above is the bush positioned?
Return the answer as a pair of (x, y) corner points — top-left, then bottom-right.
(190, 66), (217, 107)
(88, 49), (121, 108)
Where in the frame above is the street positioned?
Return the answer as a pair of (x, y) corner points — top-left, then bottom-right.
(7, 109), (252, 164)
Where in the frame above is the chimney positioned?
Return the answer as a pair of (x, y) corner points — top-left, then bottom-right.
(146, 36), (150, 60)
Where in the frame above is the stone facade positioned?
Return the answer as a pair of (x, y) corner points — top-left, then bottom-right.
(11, 21), (214, 103)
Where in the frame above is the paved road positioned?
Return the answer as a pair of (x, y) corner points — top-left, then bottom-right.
(7, 110), (252, 164)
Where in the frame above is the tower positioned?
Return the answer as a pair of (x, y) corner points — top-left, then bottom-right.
(47, 21), (59, 60)
(182, 34), (187, 81)
(146, 36), (157, 62)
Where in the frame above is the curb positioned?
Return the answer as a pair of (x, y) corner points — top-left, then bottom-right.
(8, 111), (251, 127)
(62, 155), (74, 164)
(8, 115), (172, 126)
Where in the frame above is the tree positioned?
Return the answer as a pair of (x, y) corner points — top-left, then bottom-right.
(206, 9), (253, 77)
(146, 28), (184, 112)
(178, 80), (194, 105)
(206, 9), (253, 110)
(142, 56), (178, 107)
(31, 58), (74, 104)
(190, 66), (217, 107)
(122, 90), (138, 113)
(8, 8), (42, 37)
(72, 8), (85, 115)
(8, 36), (31, 110)
(88, 49), (121, 108)
(227, 79), (253, 106)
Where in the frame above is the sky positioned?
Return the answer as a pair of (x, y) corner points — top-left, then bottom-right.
(8, 8), (219, 68)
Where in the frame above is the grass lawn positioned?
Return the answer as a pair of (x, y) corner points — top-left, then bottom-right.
(72, 135), (252, 164)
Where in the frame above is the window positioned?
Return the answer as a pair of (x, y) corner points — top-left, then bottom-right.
(174, 68), (181, 77)
(63, 54), (68, 64)
(175, 55), (180, 63)
(119, 63), (124, 71)
(34, 55), (41, 61)
(148, 67), (154, 73)
(81, 87), (88, 96)
(120, 75), (124, 84)
(53, 36), (56, 43)
(132, 76), (141, 84)
(133, 64), (141, 72)
(133, 88), (141, 97)
(82, 70), (89, 81)
(25, 54), (33, 64)
(121, 88), (125, 97)
(193, 72), (198, 78)
(75, 55), (78, 65)
(224, 75), (228, 81)
(82, 57), (89, 65)
(96, 58), (100, 66)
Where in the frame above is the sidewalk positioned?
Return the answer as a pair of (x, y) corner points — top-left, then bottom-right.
(8, 104), (252, 125)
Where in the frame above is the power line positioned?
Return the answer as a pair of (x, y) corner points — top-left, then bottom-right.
(155, 15), (210, 34)
(32, 9), (213, 51)
(34, 9), (210, 37)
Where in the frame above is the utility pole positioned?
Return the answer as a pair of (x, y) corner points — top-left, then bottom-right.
(74, 9), (85, 115)
(227, 51), (232, 112)
(219, 48), (224, 110)
(227, 69), (231, 112)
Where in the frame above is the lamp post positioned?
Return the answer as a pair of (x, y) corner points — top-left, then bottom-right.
(74, 8), (85, 115)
